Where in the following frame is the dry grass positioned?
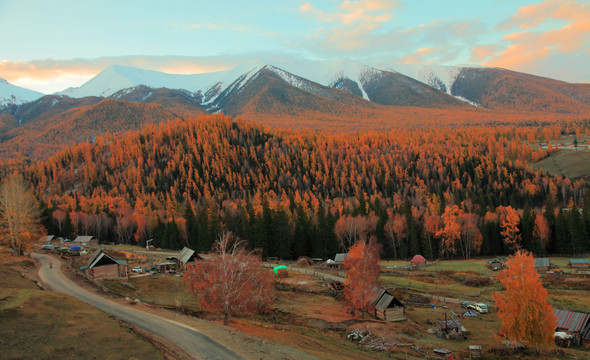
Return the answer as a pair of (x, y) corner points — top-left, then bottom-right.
(533, 149), (590, 181)
(0, 256), (164, 359)
(103, 273), (196, 307)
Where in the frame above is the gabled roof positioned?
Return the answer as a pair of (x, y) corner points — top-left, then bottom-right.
(87, 249), (127, 269)
(177, 247), (201, 264)
(45, 235), (55, 242)
(534, 258), (550, 267)
(374, 290), (404, 312)
(74, 235), (94, 243)
(554, 309), (590, 333)
(334, 253), (348, 263)
(583, 321), (590, 341)
(569, 258), (590, 265)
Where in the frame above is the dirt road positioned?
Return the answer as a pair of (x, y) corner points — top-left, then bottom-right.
(34, 253), (242, 360)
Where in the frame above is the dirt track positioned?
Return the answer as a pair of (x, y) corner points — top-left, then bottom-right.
(34, 253), (241, 360)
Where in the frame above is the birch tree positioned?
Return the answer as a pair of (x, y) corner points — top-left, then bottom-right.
(183, 231), (274, 325)
(0, 175), (43, 256)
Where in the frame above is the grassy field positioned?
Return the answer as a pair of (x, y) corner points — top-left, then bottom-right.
(102, 273), (197, 308)
(532, 149), (590, 181)
(381, 258), (494, 275)
(0, 255), (165, 360)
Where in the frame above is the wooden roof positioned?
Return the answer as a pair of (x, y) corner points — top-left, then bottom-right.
(74, 235), (94, 243)
(177, 247), (202, 264)
(534, 257), (550, 267)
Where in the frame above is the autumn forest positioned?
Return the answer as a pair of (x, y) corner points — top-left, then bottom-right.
(16, 113), (588, 260)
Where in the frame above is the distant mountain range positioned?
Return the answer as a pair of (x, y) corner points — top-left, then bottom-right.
(1, 59), (590, 160)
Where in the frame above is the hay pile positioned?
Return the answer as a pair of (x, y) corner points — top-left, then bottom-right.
(296, 257), (313, 266)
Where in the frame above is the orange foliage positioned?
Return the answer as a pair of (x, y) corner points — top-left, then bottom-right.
(500, 206), (522, 252)
(183, 232), (274, 325)
(494, 250), (556, 352)
(343, 239), (381, 314)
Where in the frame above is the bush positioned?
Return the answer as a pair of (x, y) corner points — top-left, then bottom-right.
(465, 276), (493, 287)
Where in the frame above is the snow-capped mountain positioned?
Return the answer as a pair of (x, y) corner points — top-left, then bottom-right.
(59, 61), (266, 102)
(58, 59), (465, 110)
(0, 78), (44, 108)
(392, 63), (482, 106)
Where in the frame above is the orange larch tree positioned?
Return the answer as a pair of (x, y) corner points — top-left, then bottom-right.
(494, 250), (556, 353)
(183, 231), (274, 325)
(500, 206), (522, 252)
(436, 206), (463, 258)
(343, 238), (381, 316)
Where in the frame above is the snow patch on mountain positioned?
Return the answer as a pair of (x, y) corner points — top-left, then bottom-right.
(265, 59), (382, 101)
(0, 78), (44, 107)
(59, 61), (267, 108)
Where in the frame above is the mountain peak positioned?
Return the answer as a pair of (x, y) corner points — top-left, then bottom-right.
(0, 77), (44, 107)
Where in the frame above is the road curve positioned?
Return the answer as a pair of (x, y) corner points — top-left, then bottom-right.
(34, 253), (242, 360)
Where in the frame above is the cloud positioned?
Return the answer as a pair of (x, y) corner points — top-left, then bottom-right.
(0, 56), (243, 94)
(298, 0), (486, 65)
(300, 0), (398, 25)
(299, 0), (401, 52)
(481, 0), (590, 76)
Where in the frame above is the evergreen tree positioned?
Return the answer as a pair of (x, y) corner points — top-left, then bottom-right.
(520, 204), (535, 251)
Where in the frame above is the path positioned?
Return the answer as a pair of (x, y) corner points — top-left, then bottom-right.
(34, 253), (241, 360)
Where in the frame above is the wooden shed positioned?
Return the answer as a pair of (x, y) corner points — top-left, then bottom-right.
(489, 257), (505, 271)
(534, 257), (550, 273)
(73, 235), (98, 247)
(372, 288), (406, 322)
(569, 258), (590, 269)
(554, 308), (590, 345)
(176, 247), (202, 271)
(328, 253), (348, 268)
(81, 249), (128, 280)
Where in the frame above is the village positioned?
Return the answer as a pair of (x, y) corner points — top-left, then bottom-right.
(37, 234), (590, 359)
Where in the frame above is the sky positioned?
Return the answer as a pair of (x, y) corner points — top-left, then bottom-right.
(1, 0), (589, 93)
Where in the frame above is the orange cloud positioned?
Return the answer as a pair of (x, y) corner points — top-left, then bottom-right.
(0, 56), (236, 94)
(400, 47), (437, 64)
(299, 0), (401, 53)
(301, 0), (398, 25)
(481, 0), (590, 71)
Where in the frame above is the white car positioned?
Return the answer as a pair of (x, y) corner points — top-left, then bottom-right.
(472, 303), (488, 313)
(132, 266), (143, 273)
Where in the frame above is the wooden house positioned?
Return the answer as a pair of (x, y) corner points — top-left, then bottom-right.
(489, 257), (505, 271)
(73, 235), (98, 247)
(80, 249), (127, 280)
(582, 321), (590, 347)
(328, 253), (348, 268)
(176, 247), (202, 271)
(554, 308), (590, 346)
(569, 258), (590, 269)
(372, 288), (406, 321)
(534, 257), (550, 273)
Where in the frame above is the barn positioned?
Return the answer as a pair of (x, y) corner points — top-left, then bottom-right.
(73, 235), (98, 247)
(569, 259), (590, 269)
(176, 247), (202, 271)
(372, 288), (406, 322)
(554, 308), (590, 345)
(534, 257), (550, 273)
(328, 253), (349, 268)
(81, 249), (128, 280)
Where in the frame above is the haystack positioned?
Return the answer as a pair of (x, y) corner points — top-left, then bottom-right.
(296, 256), (312, 266)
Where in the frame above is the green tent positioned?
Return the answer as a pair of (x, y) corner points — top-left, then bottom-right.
(273, 265), (288, 274)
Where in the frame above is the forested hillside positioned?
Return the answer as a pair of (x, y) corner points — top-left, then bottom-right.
(28, 114), (590, 259)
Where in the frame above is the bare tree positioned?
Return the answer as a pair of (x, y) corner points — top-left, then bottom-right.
(52, 209), (66, 235)
(183, 231), (274, 325)
(0, 175), (43, 255)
